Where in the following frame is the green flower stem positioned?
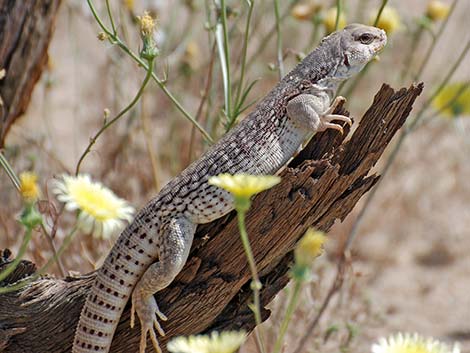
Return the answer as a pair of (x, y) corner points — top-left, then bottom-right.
(40, 223), (66, 277)
(75, 57), (155, 175)
(335, 0), (342, 31)
(0, 228), (32, 283)
(37, 226), (78, 277)
(105, 0), (117, 35)
(304, 17), (320, 52)
(219, 0), (233, 123)
(373, 0), (389, 27)
(236, 207), (266, 353)
(86, 0), (213, 144)
(400, 26), (424, 81)
(414, 0), (459, 81)
(233, 0), (254, 117)
(245, 0), (300, 71)
(0, 151), (20, 191)
(0, 226), (77, 294)
(272, 280), (302, 353)
(274, 0), (284, 79)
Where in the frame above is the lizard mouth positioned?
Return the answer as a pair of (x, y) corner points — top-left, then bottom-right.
(376, 31), (388, 52)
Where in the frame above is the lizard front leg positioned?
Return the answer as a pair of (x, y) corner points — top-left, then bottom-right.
(286, 94), (352, 134)
(131, 216), (196, 353)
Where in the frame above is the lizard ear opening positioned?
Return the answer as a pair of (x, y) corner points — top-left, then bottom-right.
(343, 53), (350, 68)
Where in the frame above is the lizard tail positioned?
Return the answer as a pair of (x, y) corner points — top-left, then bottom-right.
(72, 217), (159, 352)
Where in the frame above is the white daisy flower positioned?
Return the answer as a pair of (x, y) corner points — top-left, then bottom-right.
(372, 332), (460, 353)
(167, 331), (246, 353)
(53, 174), (135, 239)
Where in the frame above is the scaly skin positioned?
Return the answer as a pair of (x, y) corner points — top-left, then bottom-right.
(73, 24), (386, 353)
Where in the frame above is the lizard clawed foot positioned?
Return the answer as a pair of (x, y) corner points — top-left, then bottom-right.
(131, 290), (168, 353)
(318, 96), (352, 134)
(326, 95), (347, 114)
(318, 113), (352, 134)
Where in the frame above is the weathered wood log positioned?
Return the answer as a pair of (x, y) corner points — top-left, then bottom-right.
(0, 83), (423, 353)
(0, 0), (62, 146)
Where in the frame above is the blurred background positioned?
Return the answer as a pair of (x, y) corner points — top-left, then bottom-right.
(1, 0), (469, 352)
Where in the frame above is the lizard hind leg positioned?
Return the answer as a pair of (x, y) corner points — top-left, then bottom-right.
(131, 216), (196, 353)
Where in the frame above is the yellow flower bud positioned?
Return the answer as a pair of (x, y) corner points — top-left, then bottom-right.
(294, 229), (326, 268)
(137, 11), (159, 60)
(371, 7), (401, 35)
(123, 0), (134, 12)
(291, 1), (322, 21)
(432, 82), (470, 118)
(323, 7), (346, 34)
(137, 11), (156, 37)
(426, 0), (450, 21)
(97, 32), (108, 41)
(19, 172), (39, 202)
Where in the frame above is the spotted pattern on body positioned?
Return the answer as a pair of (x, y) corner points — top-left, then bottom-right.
(73, 24), (387, 353)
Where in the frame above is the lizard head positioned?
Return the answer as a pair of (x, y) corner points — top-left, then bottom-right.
(335, 23), (387, 77)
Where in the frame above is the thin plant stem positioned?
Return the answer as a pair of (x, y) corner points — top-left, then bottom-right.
(340, 0), (388, 97)
(414, 0), (459, 81)
(219, 0), (233, 121)
(237, 210), (266, 353)
(400, 26), (424, 81)
(246, 1), (300, 70)
(0, 151), (20, 191)
(36, 226), (78, 277)
(272, 280), (302, 353)
(373, 0), (389, 26)
(0, 228), (32, 283)
(0, 226), (78, 294)
(105, 0), (117, 35)
(40, 223), (66, 277)
(75, 58), (155, 175)
(292, 258), (345, 353)
(86, 0), (213, 144)
(188, 42), (217, 163)
(335, 0), (342, 31)
(234, 0), (254, 113)
(274, 0), (284, 79)
(304, 18), (320, 52)
(141, 93), (160, 191)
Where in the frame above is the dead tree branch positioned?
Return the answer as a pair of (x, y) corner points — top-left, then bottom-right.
(0, 0), (62, 146)
(0, 83), (423, 352)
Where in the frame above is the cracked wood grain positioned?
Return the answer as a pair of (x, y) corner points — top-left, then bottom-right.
(0, 0), (62, 146)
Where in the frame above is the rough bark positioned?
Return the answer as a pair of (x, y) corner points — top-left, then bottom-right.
(0, 83), (424, 353)
(0, 0), (62, 146)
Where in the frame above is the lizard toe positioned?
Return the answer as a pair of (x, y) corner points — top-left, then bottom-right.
(132, 290), (166, 353)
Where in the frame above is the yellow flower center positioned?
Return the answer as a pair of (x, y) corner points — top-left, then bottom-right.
(392, 343), (432, 353)
(68, 179), (121, 221)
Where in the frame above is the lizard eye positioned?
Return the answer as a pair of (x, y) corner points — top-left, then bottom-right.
(359, 33), (374, 44)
